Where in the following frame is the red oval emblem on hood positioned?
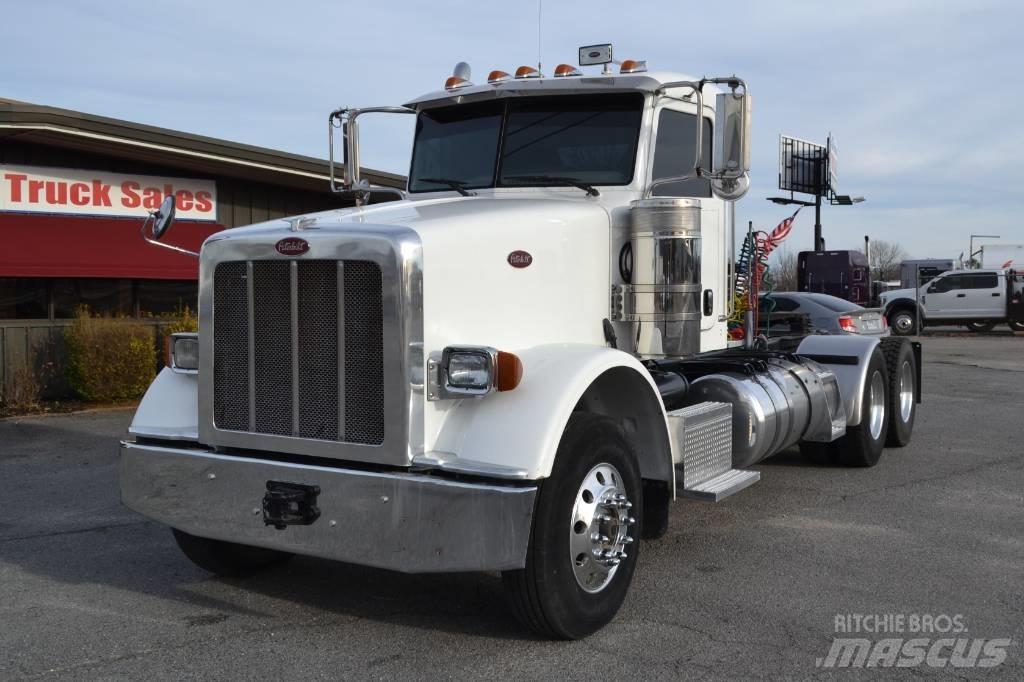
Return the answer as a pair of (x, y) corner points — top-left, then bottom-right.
(507, 250), (533, 268)
(275, 238), (309, 256)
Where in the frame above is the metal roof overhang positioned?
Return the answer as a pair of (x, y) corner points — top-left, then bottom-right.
(0, 98), (405, 192)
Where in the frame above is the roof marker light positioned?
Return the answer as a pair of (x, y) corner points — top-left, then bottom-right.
(619, 59), (648, 74)
(553, 64), (582, 77)
(444, 76), (472, 91)
(515, 65), (543, 79)
(488, 70), (511, 84)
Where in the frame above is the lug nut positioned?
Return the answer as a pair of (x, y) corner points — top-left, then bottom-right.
(623, 535), (634, 544)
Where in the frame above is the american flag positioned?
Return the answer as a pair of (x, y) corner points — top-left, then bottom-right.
(764, 208), (802, 255)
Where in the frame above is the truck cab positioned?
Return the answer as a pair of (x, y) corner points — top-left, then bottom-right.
(122, 46), (921, 639)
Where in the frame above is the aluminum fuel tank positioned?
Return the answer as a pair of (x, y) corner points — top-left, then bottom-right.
(685, 357), (840, 467)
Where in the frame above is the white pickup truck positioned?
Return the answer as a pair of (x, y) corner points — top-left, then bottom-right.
(880, 268), (1024, 334)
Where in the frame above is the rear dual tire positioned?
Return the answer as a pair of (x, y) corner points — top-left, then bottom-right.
(880, 337), (916, 447)
(801, 347), (890, 467)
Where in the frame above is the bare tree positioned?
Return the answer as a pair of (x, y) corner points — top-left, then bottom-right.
(768, 248), (798, 291)
(868, 239), (909, 282)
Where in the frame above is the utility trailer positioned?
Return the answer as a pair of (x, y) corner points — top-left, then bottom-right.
(122, 45), (922, 639)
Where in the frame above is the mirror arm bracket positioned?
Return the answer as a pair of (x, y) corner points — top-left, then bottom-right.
(329, 106), (415, 206)
(139, 213), (199, 258)
(645, 76), (749, 199)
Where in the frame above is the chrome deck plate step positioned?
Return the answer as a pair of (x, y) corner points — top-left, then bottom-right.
(680, 469), (760, 502)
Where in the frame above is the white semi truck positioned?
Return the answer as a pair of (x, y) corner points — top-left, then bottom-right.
(122, 46), (922, 639)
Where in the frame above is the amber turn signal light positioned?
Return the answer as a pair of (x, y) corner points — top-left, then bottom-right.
(495, 351), (524, 391)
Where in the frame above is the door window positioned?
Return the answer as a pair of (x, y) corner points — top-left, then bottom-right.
(651, 109), (712, 197)
(964, 273), (998, 289)
(929, 275), (962, 294)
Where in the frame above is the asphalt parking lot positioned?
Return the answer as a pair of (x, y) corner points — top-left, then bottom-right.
(1, 335), (1021, 679)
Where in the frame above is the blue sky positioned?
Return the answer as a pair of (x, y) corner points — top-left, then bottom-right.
(3, 0), (1021, 259)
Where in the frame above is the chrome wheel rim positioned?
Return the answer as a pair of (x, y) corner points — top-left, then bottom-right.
(569, 463), (635, 594)
(893, 314), (913, 334)
(868, 370), (886, 440)
(899, 360), (914, 422)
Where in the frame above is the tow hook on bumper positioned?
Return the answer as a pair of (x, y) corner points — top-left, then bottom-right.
(263, 481), (321, 530)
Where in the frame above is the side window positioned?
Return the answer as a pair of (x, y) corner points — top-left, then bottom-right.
(770, 296), (800, 312)
(930, 275), (962, 293)
(965, 273), (998, 289)
(651, 109), (712, 197)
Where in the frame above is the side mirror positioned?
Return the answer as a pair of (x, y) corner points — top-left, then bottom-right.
(709, 89), (751, 200)
(140, 194), (198, 258)
(152, 195), (176, 240)
(714, 90), (752, 178)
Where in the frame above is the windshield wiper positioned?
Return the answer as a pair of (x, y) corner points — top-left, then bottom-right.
(418, 177), (476, 197)
(503, 175), (600, 197)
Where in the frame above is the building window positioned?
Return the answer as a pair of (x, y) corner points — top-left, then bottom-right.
(137, 280), (198, 316)
(53, 279), (133, 318)
(0, 278), (199, 320)
(0, 278), (49, 319)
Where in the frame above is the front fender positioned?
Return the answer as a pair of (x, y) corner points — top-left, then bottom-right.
(129, 367), (199, 441)
(425, 344), (671, 482)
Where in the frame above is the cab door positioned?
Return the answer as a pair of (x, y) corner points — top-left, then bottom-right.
(962, 272), (1004, 317)
(925, 274), (964, 315)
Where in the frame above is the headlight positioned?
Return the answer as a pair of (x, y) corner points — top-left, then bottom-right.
(447, 350), (492, 389)
(169, 333), (199, 373)
(430, 346), (523, 400)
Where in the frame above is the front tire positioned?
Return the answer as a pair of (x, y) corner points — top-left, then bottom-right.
(503, 413), (642, 640)
(880, 337), (917, 447)
(172, 529), (293, 577)
(888, 309), (917, 336)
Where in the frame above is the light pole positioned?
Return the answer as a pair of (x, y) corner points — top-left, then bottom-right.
(969, 234), (1000, 268)
(766, 195), (864, 251)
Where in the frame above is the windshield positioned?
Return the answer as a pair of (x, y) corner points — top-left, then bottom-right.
(408, 94), (644, 193)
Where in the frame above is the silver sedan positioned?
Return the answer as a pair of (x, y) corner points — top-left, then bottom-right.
(759, 292), (890, 336)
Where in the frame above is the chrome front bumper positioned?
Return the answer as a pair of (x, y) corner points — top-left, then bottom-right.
(120, 441), (537, 573)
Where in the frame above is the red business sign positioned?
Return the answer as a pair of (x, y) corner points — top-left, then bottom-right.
(275, 238), (310, 255)
(507, 250), (533, 268)
(0, 164), (217, 222)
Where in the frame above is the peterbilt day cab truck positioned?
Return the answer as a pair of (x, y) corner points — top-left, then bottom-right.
(880, 268), (1024, 334)
(123, 45), (923, 639)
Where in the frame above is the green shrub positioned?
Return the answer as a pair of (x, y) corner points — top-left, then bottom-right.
(64, 308), (156, 402)
(159, 305), (199, 335)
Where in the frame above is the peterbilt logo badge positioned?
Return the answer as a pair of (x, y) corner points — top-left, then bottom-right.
(507, 250), (533, 268)
(275, 238), (309, 255)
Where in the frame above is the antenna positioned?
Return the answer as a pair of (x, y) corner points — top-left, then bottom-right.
(537, 0), (542, 71)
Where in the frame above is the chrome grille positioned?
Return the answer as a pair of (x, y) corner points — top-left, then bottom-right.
(212, 259), (384, 445)
(343, 261), (384, 444)
(212, 262), (249, 432)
